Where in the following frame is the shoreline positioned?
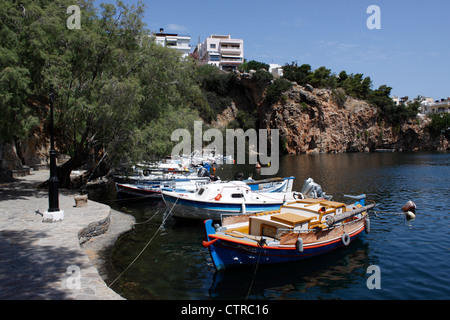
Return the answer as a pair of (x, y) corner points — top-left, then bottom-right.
(0, 169), (134, 300)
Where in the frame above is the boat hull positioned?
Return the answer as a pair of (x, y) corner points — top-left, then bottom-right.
(204, 218), (366, 270)
(115, 183), (162, 198)
(163, 193), (283, 220)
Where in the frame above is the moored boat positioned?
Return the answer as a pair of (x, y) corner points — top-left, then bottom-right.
(202, 195), (376, 270)
(245, 176), (295, 193)
(161, 177), (329, 220)
(161, 181), (297, 220)
(115, 182), (162, 198)
(115, 175), (211, 198)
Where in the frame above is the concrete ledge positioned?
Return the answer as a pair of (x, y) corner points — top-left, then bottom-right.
(78, 211), (111, 245)
(0, 170), (129, 300)
(12, 166), (31, 177)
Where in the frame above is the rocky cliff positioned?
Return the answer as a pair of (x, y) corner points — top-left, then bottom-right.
(219, 75), (448, 154)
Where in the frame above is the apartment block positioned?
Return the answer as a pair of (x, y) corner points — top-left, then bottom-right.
(197, 34), (244, 71)
(154, 28), (191, 59)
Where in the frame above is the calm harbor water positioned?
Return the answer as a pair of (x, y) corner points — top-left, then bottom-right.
(89, 152), (450, 300)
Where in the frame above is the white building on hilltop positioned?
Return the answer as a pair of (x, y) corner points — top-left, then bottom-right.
(153, 28), (191, 58)
(197, 34), (244, 71)
(423, 97), (450, 114)
(269, 64), (284, 78)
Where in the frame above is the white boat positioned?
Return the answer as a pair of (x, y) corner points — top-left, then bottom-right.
(161, 178), (329, 220)
(115, 175), (211, 198)
(174, 149), (234, 166)
(244, 176), (294, 193)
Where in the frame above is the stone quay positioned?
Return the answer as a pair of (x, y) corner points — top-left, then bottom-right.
(0, 170), (134, 299)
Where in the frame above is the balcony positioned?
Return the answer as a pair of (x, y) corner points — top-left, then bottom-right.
(430, 100), (450, 107)
(220, 55), (243, 64)
(220, 47), (241, 55)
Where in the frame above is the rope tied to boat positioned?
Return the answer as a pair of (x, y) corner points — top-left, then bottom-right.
(107, 197), (179, 288)
(245, 237), (266, 300)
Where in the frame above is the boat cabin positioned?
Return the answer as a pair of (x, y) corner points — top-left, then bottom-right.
(248, 199), (347, 237)
(195, 181), (250, 200)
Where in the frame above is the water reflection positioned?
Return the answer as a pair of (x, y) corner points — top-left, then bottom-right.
(209, 239), (371, 300)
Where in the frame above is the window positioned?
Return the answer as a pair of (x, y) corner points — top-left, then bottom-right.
(261, 224), (277, 238)
(210, 44), (216, 49)
(231, 193), (243, 198)
(198, 188), (205, 195)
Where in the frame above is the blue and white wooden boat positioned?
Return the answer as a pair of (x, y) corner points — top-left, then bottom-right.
(115, 182), (162, 198)
(203, 195), (376, 270)
(115, 176), (211, 198)
(161, 180), (299, 220)
(244, 176), (295, 193)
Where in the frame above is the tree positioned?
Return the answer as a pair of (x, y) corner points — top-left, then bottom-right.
(307, 66), (333, 88)
(0, 0), (39, 142)
(239, 60), (270, 72)
(283, 62), (312, 85)
(1, 0), (204, 187)
(368, 85), (417, 125)
(340, 73), (372, 100)
(429, 113), (450, 138)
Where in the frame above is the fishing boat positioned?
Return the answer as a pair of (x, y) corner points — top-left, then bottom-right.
(115, 182), (163, 198)
(114, 161), (216, 198)
(161, 177), (328, 220)
(203, 194), (375, 270)
(115, 175), (211, 198)
(245, 176), (294, 193)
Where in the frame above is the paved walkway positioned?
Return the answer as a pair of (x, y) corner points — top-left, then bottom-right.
(0, 170), (134, 300)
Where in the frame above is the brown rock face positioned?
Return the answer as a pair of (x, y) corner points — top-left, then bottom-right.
(257, 84), (446, 154)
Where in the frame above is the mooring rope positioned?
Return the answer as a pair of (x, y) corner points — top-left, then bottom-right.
(133, 207), (163, 225)
(373, 210), (404, 215)
(100, 194), (160, 203)
(245, 238), (265, 300)
(107, 197), (179, 288)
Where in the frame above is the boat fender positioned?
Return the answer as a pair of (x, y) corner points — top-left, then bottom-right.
(202, 238), (219, 248)
(295, 237), (304, 253)
(341, 232), (350, 246)
(215, 194), (222, 201)
(406, 211), (416, 220)
(364, 217), (370, 234)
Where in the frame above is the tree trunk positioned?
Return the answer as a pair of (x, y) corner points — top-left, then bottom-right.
(57, 156), (84, 188)
(56, 152), (111, 189)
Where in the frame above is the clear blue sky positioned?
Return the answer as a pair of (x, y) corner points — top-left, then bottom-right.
(94, 0), (450, 100)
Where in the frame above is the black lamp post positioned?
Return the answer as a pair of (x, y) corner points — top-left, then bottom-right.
(48, 84), (60, 212)
(42, 83), (64, 223)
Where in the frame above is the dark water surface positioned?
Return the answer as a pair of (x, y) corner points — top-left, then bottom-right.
(89, 152), (449, 300)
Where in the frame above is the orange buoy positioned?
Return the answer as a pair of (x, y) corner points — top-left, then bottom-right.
(215, 194), (222, 201)
(402, 201), (416, 213)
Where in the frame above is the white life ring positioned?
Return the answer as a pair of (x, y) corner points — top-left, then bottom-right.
(364, 217), (370, 234)
(296, 237), (304, 253)
(341, 232), (350, 246)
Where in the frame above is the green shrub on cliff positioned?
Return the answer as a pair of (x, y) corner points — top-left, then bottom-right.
(368, 86), (419, 125)
(265, 79), (293, 104)
(429, 113), (450, 138)
(239, 60), (270, 72)
(283, 62), (312, 86)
